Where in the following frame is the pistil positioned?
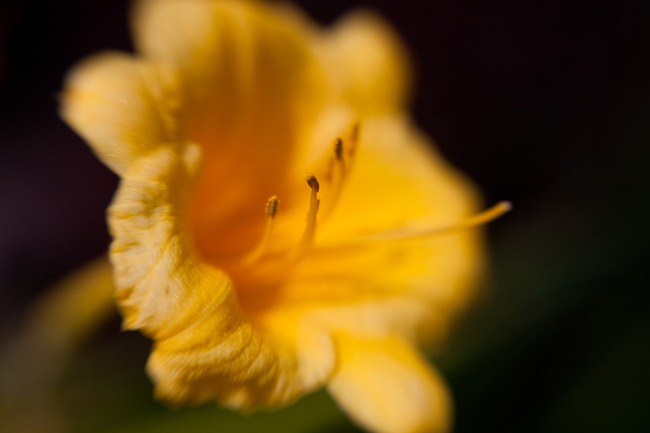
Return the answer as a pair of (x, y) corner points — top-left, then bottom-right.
(366, 201), (512, 241)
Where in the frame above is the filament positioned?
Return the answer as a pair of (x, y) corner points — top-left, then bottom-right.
(241, 195), (279, 265)
(290, 176), (321, 260)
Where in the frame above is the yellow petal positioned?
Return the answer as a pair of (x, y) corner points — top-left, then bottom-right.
(131, 0), (330, 259)
(132, 0), (325, 153)
(328, 333), (452, 433)
(317, 10), (413, 114)
(321, 116), (480, 243)
(256, 116), (483, 345)
(60, 52), (179, 176)
(333, 118), (481, 302)
(108, 145), (312, 408)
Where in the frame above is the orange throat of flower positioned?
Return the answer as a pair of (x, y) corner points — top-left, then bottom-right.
(188, 122), (510, 306)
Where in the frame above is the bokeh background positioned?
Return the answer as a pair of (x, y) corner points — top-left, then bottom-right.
(1, 0), (649, 432)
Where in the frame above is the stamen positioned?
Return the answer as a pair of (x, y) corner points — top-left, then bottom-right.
(323, 121), (360, 185)
(334, 137), (344, 161)
(333, 136), (347, 178)
(324, 137), (345, 183)
(242, 195), (279, 264)
(368, 201), (512, 241)
(348, 122), (360, 157)
(265, 195), (279, 218)
(292, 176), (321, 259)
(306, 175), (320, 193)
(320, 133), (355, 220)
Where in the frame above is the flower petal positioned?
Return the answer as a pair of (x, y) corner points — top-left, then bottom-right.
(264, 116), (483, 344)
(131, 0), (331, 259)
(328, 333), (452, 433)
(321, 116), (480, 242)
(132, 0), (325, 155)
(60, 52), (179, 176)
(318, 10), (413, 115)
(108, 145), (316, 408)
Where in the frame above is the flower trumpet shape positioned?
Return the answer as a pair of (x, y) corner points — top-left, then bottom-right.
(61, 1), (507, 432)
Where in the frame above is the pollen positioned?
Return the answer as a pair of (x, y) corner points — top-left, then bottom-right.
(266, 195), (279, 218)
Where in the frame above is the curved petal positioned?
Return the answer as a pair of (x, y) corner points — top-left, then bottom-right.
(317, 10), (413, 115)
(328, 334), (452, 433)
(108, 145), (310, 408)
(60, 52), (180, 176)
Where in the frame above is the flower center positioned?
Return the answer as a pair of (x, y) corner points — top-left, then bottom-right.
(238, 123), (361, 269)
(234, 122), (510, 275)
(190, 121), (510, 306)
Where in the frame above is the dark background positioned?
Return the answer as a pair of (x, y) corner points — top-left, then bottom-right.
(1, 1), (649, 432)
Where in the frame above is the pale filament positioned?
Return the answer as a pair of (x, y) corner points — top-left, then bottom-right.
(365, 201), (512, 241)
(293, 123), (360, 257)
(291, 175), (321, 260)
(320, 122), (360, 220)
(241, 195), (279, 265)
(239, 175), (323, 267)
(234, 175), (326, 285)
(240, 123), (509, 267)
(261, 125), (359, 263)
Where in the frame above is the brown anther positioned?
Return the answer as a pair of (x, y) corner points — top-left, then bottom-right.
(265, 196), (279, 217)
(306, 175), (320, 193)
(334, 137), (344, 161)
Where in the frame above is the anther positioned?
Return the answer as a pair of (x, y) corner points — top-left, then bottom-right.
(313, 124), (362, 223)
(334, 137), (344, 161)
(306, 175), (320, 193)
(324, 138), (345, 183)
(265, 195), (279, 218)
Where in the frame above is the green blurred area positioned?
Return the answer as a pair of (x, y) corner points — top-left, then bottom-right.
(441, 58), (650, 433)
(59, 330), (357, 433)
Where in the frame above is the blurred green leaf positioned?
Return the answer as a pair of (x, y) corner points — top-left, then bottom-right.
(55, 323), (359, 433)
(103, 391), (357, 433)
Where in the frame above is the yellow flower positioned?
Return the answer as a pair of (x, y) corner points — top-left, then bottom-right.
(60, 1), (507, 432)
